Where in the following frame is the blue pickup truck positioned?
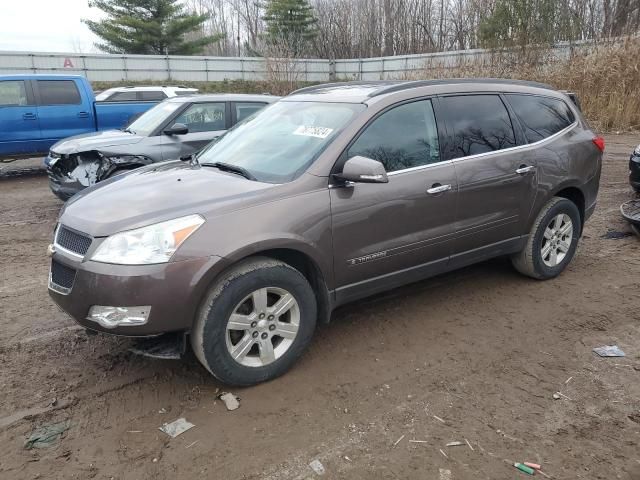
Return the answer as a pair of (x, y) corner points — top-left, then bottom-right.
(0, 75), (161, 159)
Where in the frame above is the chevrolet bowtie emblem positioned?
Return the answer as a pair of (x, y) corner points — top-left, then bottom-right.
(47, 244), (56, 257)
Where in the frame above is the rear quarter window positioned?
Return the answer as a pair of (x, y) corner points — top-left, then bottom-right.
(37, 80), (81, 105)
(505, 94), (575, 143)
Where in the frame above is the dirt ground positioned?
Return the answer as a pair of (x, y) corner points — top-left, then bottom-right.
(1, 135), (639, 480)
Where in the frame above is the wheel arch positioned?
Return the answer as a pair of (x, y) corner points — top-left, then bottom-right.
(193, 242), (333, 328)
(552, 184), (585, 233)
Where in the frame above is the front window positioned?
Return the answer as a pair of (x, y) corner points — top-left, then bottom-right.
(198, 101), (365, 183)
(347, 99), (440, 172)
(125, 101), (182, 136)
(174, 102), (226, 132)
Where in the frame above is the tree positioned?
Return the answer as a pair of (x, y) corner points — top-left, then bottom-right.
(262, 0), (318, 56)
(478, 0), (558, 51)
(85, 0), (223, 54)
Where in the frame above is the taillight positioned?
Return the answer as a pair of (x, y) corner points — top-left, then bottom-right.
(592, 136), (605, 152)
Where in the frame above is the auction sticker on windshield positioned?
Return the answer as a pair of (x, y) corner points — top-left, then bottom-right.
(293, 126), (334, 139)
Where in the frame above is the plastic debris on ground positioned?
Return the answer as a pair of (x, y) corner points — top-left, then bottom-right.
(219, 392), (240, 411)
(159, 418), (195, 438)
(24, 420), (71, 449)
(593, 345), (625, 357)
(514, 463), (535, 475)
(129, 333), (183, 359)
(309, 459), (325, 475)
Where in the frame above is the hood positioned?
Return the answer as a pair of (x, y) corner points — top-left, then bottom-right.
(60, 161), (274, 237)
(50, 130), (145, 155)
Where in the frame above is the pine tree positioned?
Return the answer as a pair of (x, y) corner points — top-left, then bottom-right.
(262, 0), (318, 56)
(84, 0), (222, 55)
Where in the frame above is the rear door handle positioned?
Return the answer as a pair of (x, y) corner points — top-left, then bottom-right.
(22, 112), (37, 120)
(427, 183), (452, 194)
(515, 165), (536, 175)
(77, 111), (90, 118)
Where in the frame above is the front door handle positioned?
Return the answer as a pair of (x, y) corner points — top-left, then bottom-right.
(22, 112), (37, 120)
(77, 111), (90, 118)
(427, 183), (452, 195)
(515, 165), (536, 175)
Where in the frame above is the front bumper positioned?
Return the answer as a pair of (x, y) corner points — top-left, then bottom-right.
(48, 250), (228, 336)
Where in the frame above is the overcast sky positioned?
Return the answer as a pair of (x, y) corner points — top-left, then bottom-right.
(0, 0), (104, 53)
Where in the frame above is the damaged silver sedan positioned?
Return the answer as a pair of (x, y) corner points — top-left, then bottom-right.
(45, 93), (278, 200)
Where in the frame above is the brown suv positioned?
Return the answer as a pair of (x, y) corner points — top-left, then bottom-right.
(48, 80), (603, 385)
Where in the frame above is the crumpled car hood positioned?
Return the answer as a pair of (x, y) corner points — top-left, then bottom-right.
(60, 161), (274, 237)
(50, 130), (145, 154)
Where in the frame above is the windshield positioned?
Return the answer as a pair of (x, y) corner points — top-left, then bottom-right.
(94, 90), (112, 101)
(126, 101), (182, 136)
(198, 101), (365, 183)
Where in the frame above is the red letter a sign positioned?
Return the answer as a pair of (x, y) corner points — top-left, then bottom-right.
(63, 58), (74, 68)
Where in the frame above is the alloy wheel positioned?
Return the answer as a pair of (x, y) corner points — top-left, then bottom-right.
(541, 213), (573, 267)
(225, 287), (300, 367)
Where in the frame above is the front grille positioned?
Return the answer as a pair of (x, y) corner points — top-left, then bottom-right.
(50, 260), (76, 293)
(55, 225), (92, 256)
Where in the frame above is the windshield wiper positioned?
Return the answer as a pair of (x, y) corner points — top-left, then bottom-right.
(123, 127), (136, 134)
(203, 162), (257, 181)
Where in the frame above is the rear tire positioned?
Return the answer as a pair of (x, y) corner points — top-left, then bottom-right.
(511, 197), (581, 280)
(191, 257), (317, 386)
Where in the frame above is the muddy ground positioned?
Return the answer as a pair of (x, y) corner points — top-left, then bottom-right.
(1, 135), (639, 480)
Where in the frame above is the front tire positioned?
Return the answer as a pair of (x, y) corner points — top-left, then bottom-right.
(191, 257), (317, 386)
(511, 197), (581, 280)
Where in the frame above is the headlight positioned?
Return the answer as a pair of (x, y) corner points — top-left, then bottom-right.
(91, 214), (205, 265)
(634, 144), (640, 156)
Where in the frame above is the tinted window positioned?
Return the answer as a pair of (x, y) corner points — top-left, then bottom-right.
(37, 80), (81, 105)
(441, 95), (516, 159)
(348, 99), (440, 172)
(139, 90), (167, 101)
(506, 94), (575, 143)
(174, 102), (226, 132)
(107, 91), (137, 102)
(0, 80), (28, 106)
(235, 102), (267, 123)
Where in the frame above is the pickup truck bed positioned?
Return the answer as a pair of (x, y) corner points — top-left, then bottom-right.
(0, 75), (159, 159)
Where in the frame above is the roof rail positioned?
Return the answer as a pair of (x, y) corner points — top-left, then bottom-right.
(368, 78), (555, 97)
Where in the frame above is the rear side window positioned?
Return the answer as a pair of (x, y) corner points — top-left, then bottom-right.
(139, 90), (167, 101)
(348, 99), (440, 172)
(440, 95), (516, 159)
(0, 80), (29, 106)
(37, 80), (81, 105)
(235, 102), (267, 123)
(506, 94), (575, 143)
(107, 91), (138, 102)
(174, 102), (226, 132)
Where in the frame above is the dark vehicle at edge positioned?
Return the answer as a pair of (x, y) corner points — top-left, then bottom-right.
(45, 94), (278, 200)
(47, 79), (603, 386)
(630, 143), (640, 192)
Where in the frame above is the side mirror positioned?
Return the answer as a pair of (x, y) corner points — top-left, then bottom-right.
(333, 155), (389, 184)
(163, 123), (189, 135)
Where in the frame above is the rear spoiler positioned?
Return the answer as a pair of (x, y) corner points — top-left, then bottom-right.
(561, 90), (581, 111)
